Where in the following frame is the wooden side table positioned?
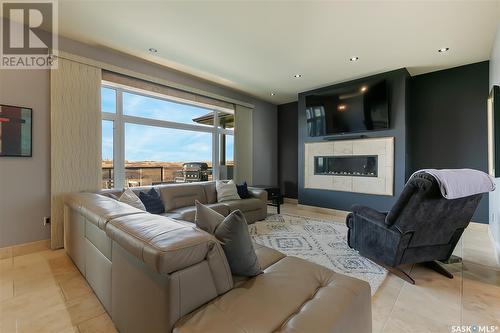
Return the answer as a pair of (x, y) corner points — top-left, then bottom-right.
(251, 185), (282, 214)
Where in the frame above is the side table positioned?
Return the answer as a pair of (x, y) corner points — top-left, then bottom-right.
(251, 185), (282, 214)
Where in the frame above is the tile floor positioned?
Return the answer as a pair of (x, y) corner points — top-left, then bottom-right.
(0, 203), (499, 333)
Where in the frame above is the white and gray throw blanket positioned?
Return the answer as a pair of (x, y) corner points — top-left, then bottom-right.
(410, 168), (495, 199)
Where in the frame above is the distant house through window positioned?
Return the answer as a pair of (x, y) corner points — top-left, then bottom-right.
(101, 82), (235, 189)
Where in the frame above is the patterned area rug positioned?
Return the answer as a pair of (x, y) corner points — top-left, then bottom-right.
(249, 213), (387, 295)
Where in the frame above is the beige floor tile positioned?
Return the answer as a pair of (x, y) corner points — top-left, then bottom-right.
(59, 272), (93, 301)
(78, 313), (118, 333)
(0, 247), (12, 260)
(0, 279), (14, 302)
(461, 262), (500, 327)
(371, 274), (404, 333)
(12, 240), (50, 257)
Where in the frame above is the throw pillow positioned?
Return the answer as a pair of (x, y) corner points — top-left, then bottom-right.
(236, 182), (251, 199)
(195, 200), (224, 234)
(195, 201), (261, 276)
(119, 188), (146, 211)
(216, 180), (241, 202)
(139, 188), (165, 214)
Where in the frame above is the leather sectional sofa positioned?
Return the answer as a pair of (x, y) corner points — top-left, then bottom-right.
(100, 181), (268, 223)
(64, 182), (372, 333)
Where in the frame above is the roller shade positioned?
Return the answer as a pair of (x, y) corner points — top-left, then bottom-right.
(102, 71), (235, 113)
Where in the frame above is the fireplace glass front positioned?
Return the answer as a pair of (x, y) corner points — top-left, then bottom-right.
(314, 155), (378, 177)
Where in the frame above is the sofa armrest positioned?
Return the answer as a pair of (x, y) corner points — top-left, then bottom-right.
(248, 187), (268, 202)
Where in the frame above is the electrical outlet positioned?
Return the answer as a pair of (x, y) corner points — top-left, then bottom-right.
(43, 217), (51, 226)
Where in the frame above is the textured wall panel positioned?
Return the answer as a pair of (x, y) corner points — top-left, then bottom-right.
(234, 105), (253, 185)
(51, 58), (101, 249)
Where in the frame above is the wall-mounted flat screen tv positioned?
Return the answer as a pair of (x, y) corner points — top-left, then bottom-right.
(0, 104), (32, 157)
(306, 79), (389, 136)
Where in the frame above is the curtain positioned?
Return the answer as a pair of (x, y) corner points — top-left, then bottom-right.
(50, 57), (102, 249)
(234, 105), (253, 185)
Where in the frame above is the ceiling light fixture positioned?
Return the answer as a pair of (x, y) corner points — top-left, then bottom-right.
(270, 92), (276, 96)
(338, 104), (347, 111)
(350, 56), (359, 62)
(148, 48), (158, 53)
(438, 47), (450, 53)
(293, 74), (302, 78)
(360, 86), (368, 92)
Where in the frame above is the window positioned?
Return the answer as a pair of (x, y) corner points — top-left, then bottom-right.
(102, 120), (114, 189)
(101, 84), (234, 189)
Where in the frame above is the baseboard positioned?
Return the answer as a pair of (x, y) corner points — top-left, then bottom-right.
(296, 203), (349, 217)
(283, 197), (298, 204)
(488, 225), (500, 265)
(0, 239), (51, 259)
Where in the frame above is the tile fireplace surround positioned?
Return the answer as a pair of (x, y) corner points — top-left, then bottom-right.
(304, 137), (394, 195)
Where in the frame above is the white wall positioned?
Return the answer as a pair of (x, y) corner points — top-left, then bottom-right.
(0, 69), (51, 247)
(489, 22), (500, 262)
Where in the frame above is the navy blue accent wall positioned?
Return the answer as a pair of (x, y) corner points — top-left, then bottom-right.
(298, 69), (410, 212)
(409, 61), (490, 223)
(278, 101), (299, 199)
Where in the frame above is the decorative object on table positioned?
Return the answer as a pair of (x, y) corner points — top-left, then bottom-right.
(249, 213), (387, 295)
(251, 185), (282, 214)
(0, 104), (32, 157)
(216, 179), (241, 202)
(346, 169), (493, 284)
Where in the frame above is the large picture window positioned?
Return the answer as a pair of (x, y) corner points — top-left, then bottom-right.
(101, 83), (234, 189)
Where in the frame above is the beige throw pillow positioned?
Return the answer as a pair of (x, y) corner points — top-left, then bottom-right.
(119, 188), (146, 211)
(216, 180), (241, 202)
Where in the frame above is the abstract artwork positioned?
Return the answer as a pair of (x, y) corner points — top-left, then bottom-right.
(0, 104), (32, 157)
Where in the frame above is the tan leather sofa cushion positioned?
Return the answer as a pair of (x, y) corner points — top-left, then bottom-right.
(65, 193), (144, 230)
(223, 198), (264, 212)
(174, 256), (371, 333)
(169, 203), (230, 223)
(105, 213), (228, 278)
(160, 183), (207, 211)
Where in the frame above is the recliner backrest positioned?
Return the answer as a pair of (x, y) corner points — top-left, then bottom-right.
(385, 172), (482, 248)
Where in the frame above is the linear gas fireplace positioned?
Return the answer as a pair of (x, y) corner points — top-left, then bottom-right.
(304, 137), (394, 195)
(314, 155), (378, 177)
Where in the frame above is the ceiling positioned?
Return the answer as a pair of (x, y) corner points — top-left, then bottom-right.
(56, 1), (500, 104)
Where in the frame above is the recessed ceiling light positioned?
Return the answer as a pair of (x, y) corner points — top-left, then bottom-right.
(270, 92), (276, 96)
(293, 74), (302, 78)
(148, 48), (158, 53)
(438, 47), (450, 53)
(350, 57), (359, 62)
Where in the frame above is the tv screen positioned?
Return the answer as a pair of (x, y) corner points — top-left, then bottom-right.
(0, 104), (32, 157)
(306, 80), (389, 136)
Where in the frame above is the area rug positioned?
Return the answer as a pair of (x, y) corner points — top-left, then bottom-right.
(249, 213), (387, 295)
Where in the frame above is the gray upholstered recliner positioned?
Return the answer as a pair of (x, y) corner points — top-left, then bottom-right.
(346, 172), (484, 284)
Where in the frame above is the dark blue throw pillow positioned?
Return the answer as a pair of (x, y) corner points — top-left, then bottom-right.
(139, 188), (165, 214)
(236, 182), (251, 199)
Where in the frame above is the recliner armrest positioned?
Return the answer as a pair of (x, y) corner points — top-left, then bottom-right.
(350, 204), (388, 227)
(247, 187), (268, 202)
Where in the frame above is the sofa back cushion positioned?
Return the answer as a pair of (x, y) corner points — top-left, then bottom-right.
(160, 183), (207, 211)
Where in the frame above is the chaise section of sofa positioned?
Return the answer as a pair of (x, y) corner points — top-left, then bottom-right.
(100, 181), (268, 223)
(64, 192), (372, 333)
